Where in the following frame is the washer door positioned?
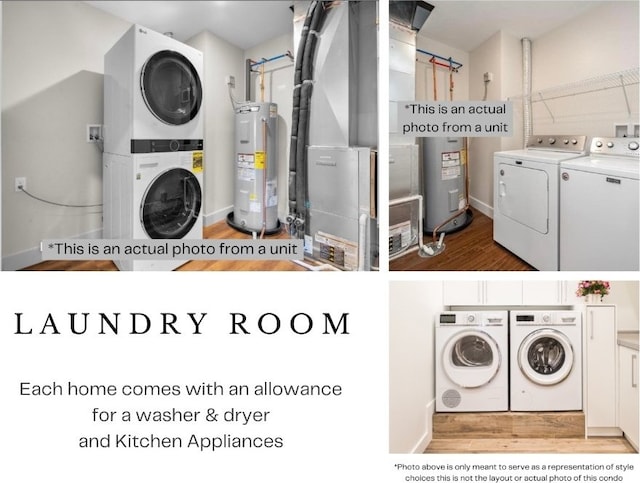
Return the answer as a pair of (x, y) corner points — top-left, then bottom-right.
(442, 330), (502, 388)
(141, 168), (202, 239)
(518, 328), (574, 385)
(141, 50), (203, 125)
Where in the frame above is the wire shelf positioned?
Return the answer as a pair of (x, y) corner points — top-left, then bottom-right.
(510, 68), (639, 102)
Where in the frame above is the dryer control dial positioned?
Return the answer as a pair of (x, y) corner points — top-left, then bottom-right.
(466, 314), (475, 323)
(542, 314), (551, 323)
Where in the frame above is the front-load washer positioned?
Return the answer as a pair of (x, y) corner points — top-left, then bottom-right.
(560, 137), (639, 271)
(493, 135), (588, 271)
(104, 24), (204, 157)
(103, 150), (203, 271)
(435, 311), (508, 412)
(510, 310), (582, 411)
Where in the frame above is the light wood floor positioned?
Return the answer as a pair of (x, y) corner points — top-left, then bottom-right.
(390, 209), (534, 271)
(425, 437), (636, 453)
(427, 411), (636, 453)
(24, 220), (307, 271)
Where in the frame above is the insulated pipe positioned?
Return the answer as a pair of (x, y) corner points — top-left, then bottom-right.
(522, 38), (532, 148)
(245, 58), (253, 102)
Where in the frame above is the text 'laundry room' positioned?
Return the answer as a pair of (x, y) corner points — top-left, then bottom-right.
(389, 0), (639, 272)
(1, 1), (378, 271)
(390, 280), (640, 454)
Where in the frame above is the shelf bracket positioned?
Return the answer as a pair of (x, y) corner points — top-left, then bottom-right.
(620, 74), (632, 117)
(537, 92), (555, 123)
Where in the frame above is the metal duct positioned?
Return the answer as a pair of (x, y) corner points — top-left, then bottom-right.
(389, 1), (434, 32)
(522, 38), (532, 148)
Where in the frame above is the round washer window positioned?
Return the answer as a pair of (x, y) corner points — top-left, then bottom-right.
(141, 50), (202, 125)
(141, 168), (202, 239)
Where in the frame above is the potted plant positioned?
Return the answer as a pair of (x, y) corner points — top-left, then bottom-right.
(576, 280), (610, 303)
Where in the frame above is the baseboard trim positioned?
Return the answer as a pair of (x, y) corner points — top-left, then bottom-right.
(204, 206), (233, 227)
(470, 197), (493, 219)
(2, 228), (103, 271)
(411, 399), (435, 454)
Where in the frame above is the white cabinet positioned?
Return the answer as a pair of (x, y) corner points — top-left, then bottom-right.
(443, 281), (521, 305)
(521, 281), (583, 305)
(585, 305), (620, 436)
(618, 345), (639, 451)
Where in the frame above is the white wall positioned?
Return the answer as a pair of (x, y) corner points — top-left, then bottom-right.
(531, 1), (639, 137)
(607, 281), (640, 332)
(186, 30), (245, 226)
(467, 30), (522, 215)
(2, 1), (131, 269)
(244, 33), (294, 223)
(389, 280), (442, 454)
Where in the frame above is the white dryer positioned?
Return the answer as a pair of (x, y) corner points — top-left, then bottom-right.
(103, 151), (203, 271)
(435, 311), (508, 412)
(493, 136), (587, 271)
(510, 310), (582, 411)
(560, 137), (639, 271)
(104, 24), (204, 156)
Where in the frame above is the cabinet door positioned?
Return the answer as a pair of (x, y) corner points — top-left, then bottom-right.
(586, 306), (617, 429)
(561, 280), (584, 305)
(442, 281), (482, 305)
(485, 281), (522, 305)
(522, 281), (560, 305)
(619, 346), (639, 450)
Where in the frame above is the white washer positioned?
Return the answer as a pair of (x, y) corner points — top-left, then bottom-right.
(493, 136), (588, 271)
(510, 310), (582, 411)
(104, 24), (204, 156)
(103, 151), (203, 271)
(560, 137), (639, 271)
(435, 311), (508, 412)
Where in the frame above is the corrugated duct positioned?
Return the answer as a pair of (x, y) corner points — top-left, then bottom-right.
(522, 38), (532, 148)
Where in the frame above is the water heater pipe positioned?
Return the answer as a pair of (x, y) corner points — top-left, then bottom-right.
(260, 117), (268, 239)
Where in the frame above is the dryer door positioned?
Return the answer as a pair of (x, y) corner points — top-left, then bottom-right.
(496, 162), (549, 234)
(141, 50), (203, 125)
(141, 168), (202, 239)
(441, 330), (502, 388)
(518, 328), (574, 385)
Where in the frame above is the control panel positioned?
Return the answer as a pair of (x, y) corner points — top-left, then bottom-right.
(526, 135), (587, 153)
(590, 137), (640, 158)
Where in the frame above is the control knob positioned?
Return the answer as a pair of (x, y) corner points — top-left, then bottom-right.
(548, 138), (556, 144)
(595, 140), (603, 148)
(467, 314), (475, 323)
(607, 142), (614, 148)
(563, 139), (569, 144)
(628, 141), (639, 151)
(571, 139), (578, 144)
(542, 314), (551, 323)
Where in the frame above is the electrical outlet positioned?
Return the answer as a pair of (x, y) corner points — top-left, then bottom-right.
(87, 124), (103, 142)
(484, 72), (493, 82)
(225, 75), (235, 87)
(15, 177), (26, 192)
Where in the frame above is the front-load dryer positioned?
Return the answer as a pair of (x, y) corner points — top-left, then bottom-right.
(435, 311), (508, 412)
(510, 310), (582, 411)
(103, 151), (203, 271)
(493, 136), (587, 271)
(104, 24), (204, 157)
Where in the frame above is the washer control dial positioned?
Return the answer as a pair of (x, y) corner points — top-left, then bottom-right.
(628, 141), (639, 151)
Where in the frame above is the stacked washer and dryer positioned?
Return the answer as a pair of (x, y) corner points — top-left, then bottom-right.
(435, 309), (582, 413)
(103, 25), (205, 270)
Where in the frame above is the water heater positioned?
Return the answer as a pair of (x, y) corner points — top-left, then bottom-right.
(422, 136), (471, 233)
(228, 102), (279, 234)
